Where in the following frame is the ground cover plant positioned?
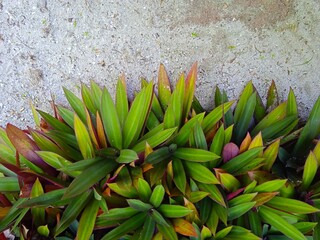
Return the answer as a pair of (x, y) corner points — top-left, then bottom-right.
(0, 63), (319, 239)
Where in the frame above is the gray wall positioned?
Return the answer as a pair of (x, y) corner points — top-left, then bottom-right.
(1, 0), (319, 128)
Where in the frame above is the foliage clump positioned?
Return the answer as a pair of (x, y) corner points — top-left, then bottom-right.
(0, 63), (319, 239)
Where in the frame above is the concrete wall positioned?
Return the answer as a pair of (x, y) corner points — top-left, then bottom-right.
(0, 0), (319, 128)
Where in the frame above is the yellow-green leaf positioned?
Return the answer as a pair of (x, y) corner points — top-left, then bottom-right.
(101, 88), (122, 149)
(74, 114), (95, 159)
(123, 82), (153, 148)
(77, 197), (100, 240)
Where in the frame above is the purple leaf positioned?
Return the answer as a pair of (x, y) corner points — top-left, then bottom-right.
(222, 142), (239, 163)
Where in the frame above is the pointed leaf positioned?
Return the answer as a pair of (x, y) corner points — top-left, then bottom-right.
(101, 88), (122, 149)
(266, 80), (278, 110)
(55, 190), (92, 236)
(6, 124), (55, 175)
(222, 147), (264, 174)
(123, 83), (153, 148)
(139, 216), (156, 240)
(253, 179), (287, 193)
(202, 101), (235, 134)
(259, 205), (306, 240)
(262, 139), (280, 171)
(266, 196), (319, 214)
(158, 204), (193, 218)
(63, 160), (117, 199)
(301, 151), (318, 190)
(228, 202), (256, 221)
(116, 149), (138, 164)
(173, 148), (220, 163)
(184, 161), (219, 184)
(76, 197), (100, 240)
(101, 212), (146, 240)
(158, 63), (171, 111)
(81, 84), (96, 114)
(183, 62), (197, 120)
(150, 185), (165, 208)
(74, 114), (95, 159)
(222, 143), (239, 163)
(132, 127), (176, 153)
(172, 218), (197, 237)
(116, 76), (129, 127)
(198, 182), (226, 207)
(172, 158), (186, 194)
(37, 110), (73, 134)
(63, 87), (86, 123)
(157, 222), (178, 240)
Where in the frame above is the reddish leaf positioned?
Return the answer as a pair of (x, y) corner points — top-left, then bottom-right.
(172, 218), (197, 237)
(6, 124), (56, 175)
(222, 142), (239, 163)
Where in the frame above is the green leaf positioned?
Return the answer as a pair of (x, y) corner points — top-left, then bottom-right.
(174, 113), (205, 147)
(183, 62), (197, 120)
(172, 158), (187, 194)
(96, 207), (138, 223)
(55, 190), (92, 236)
(253, 179), (287, 193)
(294, 96), (320, 157)
(229, 193), (258, 207)
(145, 147), (171, 165)
(262, 139), (280, 171)
(190, 121), (207, 150)
(116, 149), (138, 164)
(18, 188), (66, 208)
(202, 101), (235, 134)
(173, 148), (220, 163)
(158, 204), (193, 218)
(30, 178), (45, 226)
(197, 182), (226, 207)
(228, 202), (256, 221)
(266, 196), (319, 214)
(101, 88), (122, 149)
(157, 222), (178, 240)
(248, 210), (262, 237)
(31, 130), (66, 157)
(127, 199), (153, 212)
(302, 151), (318, 190)
(184, 161), (219, 184)
(251, 102), (288, 136)
(0, 198), (28, 232)
(0, 177), (19, 192)
(259, 205), (306, 240)
(234, 82), (254, 122)
(170, 74), (185, 127)
(149, 185), (165, 208)
(74, 114), (95, 159)
(210, 125), (225, 156)
(137, 178), (152, 202)
(158, 63), (172, 111)
(63, 159), (117, 199)
(261, 116), (297, 141)
(132, 127), (176, 153)
(81, 84), (96, 114)
(139, 216), (156, 240)
(63, 87), (87, 123)
(286, 88), (298, 117)
(222, 147), (264, 174)
(38, 110), (74, 134)
(150, 208), (169, 226)
(90, 81), (103, 111)
(57, 106), (75, 129)
(266, 80), (278, 110)
(234, 92), (256, 144)
(116, 77), (129, 127)
(30, 101), (41, 128)
(101, 212), (146, 240)
(123, 82), (153, 148)
(108, 183), (138, 199)
(76, 197), (100, 240)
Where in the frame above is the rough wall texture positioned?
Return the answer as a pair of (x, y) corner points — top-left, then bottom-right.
(0, 0), (319, 128)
